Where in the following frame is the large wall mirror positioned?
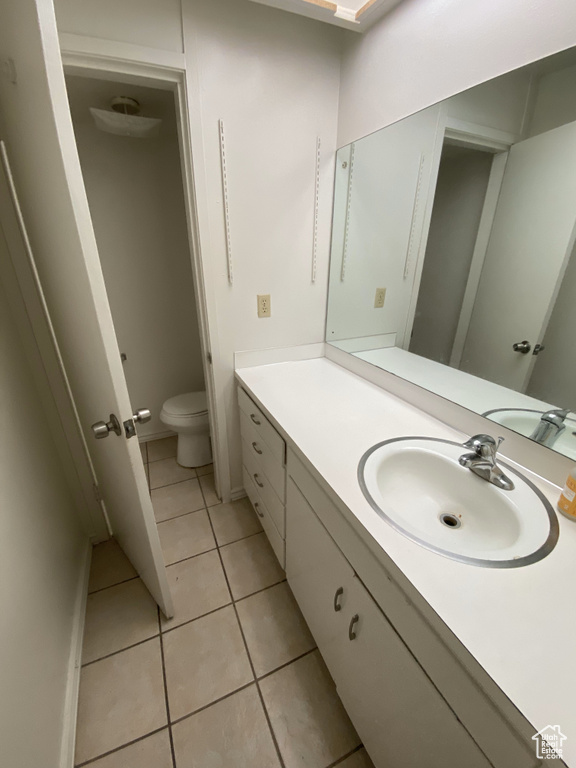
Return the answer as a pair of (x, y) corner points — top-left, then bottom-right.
(326, 47), (576, 462)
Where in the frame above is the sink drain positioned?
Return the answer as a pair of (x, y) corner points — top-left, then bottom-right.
(439, 513), (462, 529)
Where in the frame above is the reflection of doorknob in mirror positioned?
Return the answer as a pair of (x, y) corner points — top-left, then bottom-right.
(533, 344), (546, 356)
(92, 413), (122, 439)
(133, 408), (152, 424)
(512, 340), (531, 354)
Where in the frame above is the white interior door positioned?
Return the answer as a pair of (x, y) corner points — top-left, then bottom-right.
(461, 121), (576, 391)
(0, 0), (173, 616)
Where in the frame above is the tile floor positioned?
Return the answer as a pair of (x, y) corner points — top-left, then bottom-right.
(75, 435), (375, 768)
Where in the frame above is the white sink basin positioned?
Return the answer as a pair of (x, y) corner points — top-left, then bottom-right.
(359, 437), (558, 568)
(483, 408), (576, 461)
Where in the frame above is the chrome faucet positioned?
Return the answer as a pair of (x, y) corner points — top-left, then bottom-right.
(458, 434), (515, 491)
(529, 408), (569, 447)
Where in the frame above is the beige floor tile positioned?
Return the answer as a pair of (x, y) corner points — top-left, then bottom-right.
(236, 582), (315, 677)
(337, 748), (377, 768)
(157, 509), (215, 565)
(163, 605), (253, 720)
(139, 442), (147, 463)
(196, 462), (213, 476)
(82, 579), (159, 664)
(75, 639), (167, 764)
(151, 478), (205, 522)
(147, 435), (177, 462)
(220, 532), (284, 600)
(87, 729), (173, 768)
(88, 539), (137, 594)
(172, 685), (281, 768)
(208, 497), (263, 546)
(149, 457), (197, 489)
(161, 550), (231, 631)
(259, 651), (360, 768)
(199, 472), (220, 506)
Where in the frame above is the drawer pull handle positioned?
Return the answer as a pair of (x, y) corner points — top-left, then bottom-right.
(334, 587), (344, 612)
(254, 502), (264, 519)
(250, 413), (261, 425)
(252, 441), (263, 455)
(254, 473), (264, 488)
(349, 614), (359, 641)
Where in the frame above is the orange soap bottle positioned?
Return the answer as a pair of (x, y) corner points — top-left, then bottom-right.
(558, 466), (576, 521)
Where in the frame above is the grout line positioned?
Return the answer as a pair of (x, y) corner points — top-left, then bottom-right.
(326, 745), (365, 767)
(157, 606), (178, 768)
(81, 634), (160, 668)
(149, 471), (199, 491)
(229, 577), (287, 604)
(169, 681), (256, 727)
(87, 574), (139, 596)
(256, 647), (317, 683)
(155, 505), (209, 525)
(160, 600), (233, 636)
(215, 528), (266, 551)
(201, 483), (287, 768)
(75, 726), (169, 767)
(164, 545), (218, 568)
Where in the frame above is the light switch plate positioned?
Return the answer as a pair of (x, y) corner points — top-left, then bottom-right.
(257, 294), (271, 318)
(374, 287), (386, 308)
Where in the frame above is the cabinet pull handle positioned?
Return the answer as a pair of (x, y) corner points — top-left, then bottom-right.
(254, 502), (264, 518)
(334, 587), (344, 612)
(254, 473), (264, 488)
(252, 441), (263, 455)
(250, 413), (261, 425)
(348, 614), (359, 641)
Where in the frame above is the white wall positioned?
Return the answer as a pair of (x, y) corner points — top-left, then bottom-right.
(410, 146), (493, 365)
(55, 0), (343, 493)
(528, 62), (576, 137)
(0, 254), (87, 767)
(338, 0), (576, 146)
(67, 76), (205, 438)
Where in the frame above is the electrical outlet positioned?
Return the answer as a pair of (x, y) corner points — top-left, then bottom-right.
(374, 287), (386, 309)
(257, 294), (271, 318)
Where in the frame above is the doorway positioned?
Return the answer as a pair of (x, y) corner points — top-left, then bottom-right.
(409, 141), (495, 366)
(64, 72), (217, 486)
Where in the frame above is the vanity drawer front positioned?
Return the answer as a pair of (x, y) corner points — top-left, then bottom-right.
(240, 410), (285, 501)
(243, 466), (285, 569)
(238, 387), (285, 464)
(242, 437), (285, 537)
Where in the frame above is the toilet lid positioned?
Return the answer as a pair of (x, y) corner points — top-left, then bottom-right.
(163, 391), (207, 417)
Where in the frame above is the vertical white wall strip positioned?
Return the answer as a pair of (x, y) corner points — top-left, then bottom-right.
(340, 142), (355, 282)
(403, 153), (426, 279)
(0, 141), (111, 534)
(311, 136), (321, 283)
(218, 119), (233, 285)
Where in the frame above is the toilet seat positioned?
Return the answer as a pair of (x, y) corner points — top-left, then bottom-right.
(162, 391), (207, 417)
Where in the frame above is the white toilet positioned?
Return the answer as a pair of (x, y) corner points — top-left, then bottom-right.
(159, 391), (212, 468)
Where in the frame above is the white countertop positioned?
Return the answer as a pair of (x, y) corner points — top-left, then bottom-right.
(236, 357), (576, 766)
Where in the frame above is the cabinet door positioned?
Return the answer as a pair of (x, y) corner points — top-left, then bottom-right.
(286, 478), (354, 667)
(287, 477), (491, 768)
(331, 574), (491, 768)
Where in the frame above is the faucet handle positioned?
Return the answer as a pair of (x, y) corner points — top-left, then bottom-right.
(462, 434), (504, 459)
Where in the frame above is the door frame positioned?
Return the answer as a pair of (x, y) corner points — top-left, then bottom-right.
(401, 115), (517, 354)
(60, 41), (230, 503)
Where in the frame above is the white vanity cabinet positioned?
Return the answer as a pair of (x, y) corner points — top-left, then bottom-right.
(238, 387), (286, 567)
(287, 477), (492, 768)
(286, 447), (544, 768)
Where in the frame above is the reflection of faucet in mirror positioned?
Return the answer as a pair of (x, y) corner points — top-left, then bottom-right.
(530, 409), (569, 447)
(459, 434), (515, 491)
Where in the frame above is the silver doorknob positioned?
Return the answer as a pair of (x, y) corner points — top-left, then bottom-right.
(512, 340), (531, 354)
(91, 413), (122, 439)
(133, 408), (151, 424)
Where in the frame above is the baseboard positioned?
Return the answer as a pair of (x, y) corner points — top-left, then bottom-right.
(230, 485), (247, 501)
(138, 429), (175, 443)
(60, 539), (92, 768)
